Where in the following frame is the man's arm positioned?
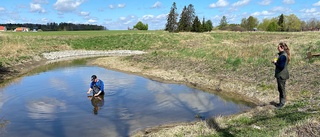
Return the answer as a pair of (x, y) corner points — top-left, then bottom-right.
(87, 82), (93, 94)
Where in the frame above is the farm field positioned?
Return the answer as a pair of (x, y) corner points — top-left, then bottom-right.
(1, 30), (320, 136)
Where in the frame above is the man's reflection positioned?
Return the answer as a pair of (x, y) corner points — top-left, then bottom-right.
(88, 95), (104, 115)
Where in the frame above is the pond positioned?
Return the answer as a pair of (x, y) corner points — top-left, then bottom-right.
(0, 59), (253, 137)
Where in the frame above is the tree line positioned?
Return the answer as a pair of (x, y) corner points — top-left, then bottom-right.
(0, 22), (107, 31)
(165, 2), (320, 32)
(165, 2), (213, 33)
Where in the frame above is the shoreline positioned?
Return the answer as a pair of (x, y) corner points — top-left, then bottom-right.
(1, 50), (284, 136)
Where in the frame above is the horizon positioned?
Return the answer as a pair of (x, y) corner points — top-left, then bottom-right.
(0, 0), (319, 30)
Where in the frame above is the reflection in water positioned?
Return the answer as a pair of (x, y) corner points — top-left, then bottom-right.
(88, 95), (104, 115)
(0, 63), (253, 137)
(27, 98), (66, 120)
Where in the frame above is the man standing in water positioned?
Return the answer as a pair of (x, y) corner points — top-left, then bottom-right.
(87, 75), (105, 97)
(272, 42), (290, 108)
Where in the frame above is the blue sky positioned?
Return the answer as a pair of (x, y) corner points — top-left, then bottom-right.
(0, 0), (320, 30)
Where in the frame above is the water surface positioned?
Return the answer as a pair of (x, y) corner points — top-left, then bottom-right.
(0, 61), (252, 137)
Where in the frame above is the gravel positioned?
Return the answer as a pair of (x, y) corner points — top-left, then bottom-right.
(42, 50), (146, 61)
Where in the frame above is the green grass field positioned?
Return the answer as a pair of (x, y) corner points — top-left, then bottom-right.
(1, 30), (319, 136)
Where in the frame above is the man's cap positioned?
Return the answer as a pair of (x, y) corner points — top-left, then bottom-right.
(91, 75), (97, 81)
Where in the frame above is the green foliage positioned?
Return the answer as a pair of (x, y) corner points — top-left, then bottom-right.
(165, 2), (178, 32)
(191, 16), (202, 32)
(219, 16), (228, 30)
(204, 20), (213, 32)
(178, 6), (189, 31)
(267, 22), (279, 31)
(285, 14), (301, 31)
(226, 57), (242, 70)
(133, 21), (148, 30)
(278, 14), (285, 31)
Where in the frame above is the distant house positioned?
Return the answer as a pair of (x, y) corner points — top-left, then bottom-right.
(14, 27), (29, 32)
(0, 26), (6, 31)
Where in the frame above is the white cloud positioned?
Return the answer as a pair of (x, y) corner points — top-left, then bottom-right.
(108, 5), (115, 9)
(0, 7), (5, 11)
(53, 0), (84, 12)
(209, 0), (229, 8)
(313, 1), (320, 6)
(300, 8), (317, 13)
(232, 0), (250, 7)
(30, 3), (46, 13)
(283, 0), (295, 4)
(79, 11), (90, 16)
(251, 10), (273, 16)
(151, 1), (162, 8)
(32, 0), (49, 4)
(87, 19), (97, 23)
(258, 0), (271, 5)
(142, 15), (154, 21)
(156, 14), (167, 19)
(271, 6), (292, 13)
(118, 4), (126, 8)
(119, 17), (126, 21)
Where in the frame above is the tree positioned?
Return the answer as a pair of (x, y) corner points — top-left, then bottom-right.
(258, 18), (272, 31)
(178, 6), (189, 31)
(177, 4), (195, 32)
(285, 14), (301, 31)
(240, 18), (248, 30)
(219, 16), (228, 30)
(247, 16), (259, 31)
(191, 16), (202, 32)
(307, 18), (318, 31)
(278, 14), (285, 31)
(267, 22), (278, 31)
(133, 21), (148, 30)
(205, 20), (213, 32)
(165, 2), (178, 32)
(186, 4), (196, 30)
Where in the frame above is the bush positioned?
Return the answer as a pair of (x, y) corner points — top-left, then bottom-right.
(133, 21), (148, 30)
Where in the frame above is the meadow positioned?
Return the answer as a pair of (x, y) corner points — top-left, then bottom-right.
(0, 30), (319, 136)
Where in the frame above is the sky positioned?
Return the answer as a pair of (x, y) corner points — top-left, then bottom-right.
(0, 0), (320, 30)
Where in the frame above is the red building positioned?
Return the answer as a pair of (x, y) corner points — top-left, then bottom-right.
(0, 26), (7, 31)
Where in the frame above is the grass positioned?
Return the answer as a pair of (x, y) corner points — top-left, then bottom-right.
(1, 30), (320, 136)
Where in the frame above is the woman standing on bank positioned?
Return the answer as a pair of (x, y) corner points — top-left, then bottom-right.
(273, 42), (290, 108)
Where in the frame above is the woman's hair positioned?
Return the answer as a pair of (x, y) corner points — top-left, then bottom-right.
(279, 42), (290, 64)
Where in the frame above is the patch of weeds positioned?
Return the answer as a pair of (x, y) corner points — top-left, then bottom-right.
(226, 57), (241, 71)
(215, 101), (313, 137)
(258, 83), (275, 91)
(300, 90), (312, 97)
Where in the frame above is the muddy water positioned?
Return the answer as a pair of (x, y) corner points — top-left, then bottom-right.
(0, 59), (252, 137)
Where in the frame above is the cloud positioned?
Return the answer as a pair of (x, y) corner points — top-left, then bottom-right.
(251, 10), (273, 16)
(30, 3), (46, 13)
(313, 1), (320, 6)
(108, 4), (126, 9)
(283, 0), (295, 4)
(300, 8), (317, 13)
(53, 0), (84, 12)
(258, 0), (271, 5)
(151, 1), (162, 8)
(108, 5), (115, 9)
(0, 7), (5, 11)
(79, 11), (90, 16)
(232, 0), (250, 7)
(271, 6), (292, 13)
(118, 4), (126, 8)
(32, 0), (49, 4)
(87, 19), (97, 24)
(209, 0), (229, 8)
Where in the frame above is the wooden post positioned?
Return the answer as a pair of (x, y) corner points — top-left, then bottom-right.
(307, 52), (320, 59)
